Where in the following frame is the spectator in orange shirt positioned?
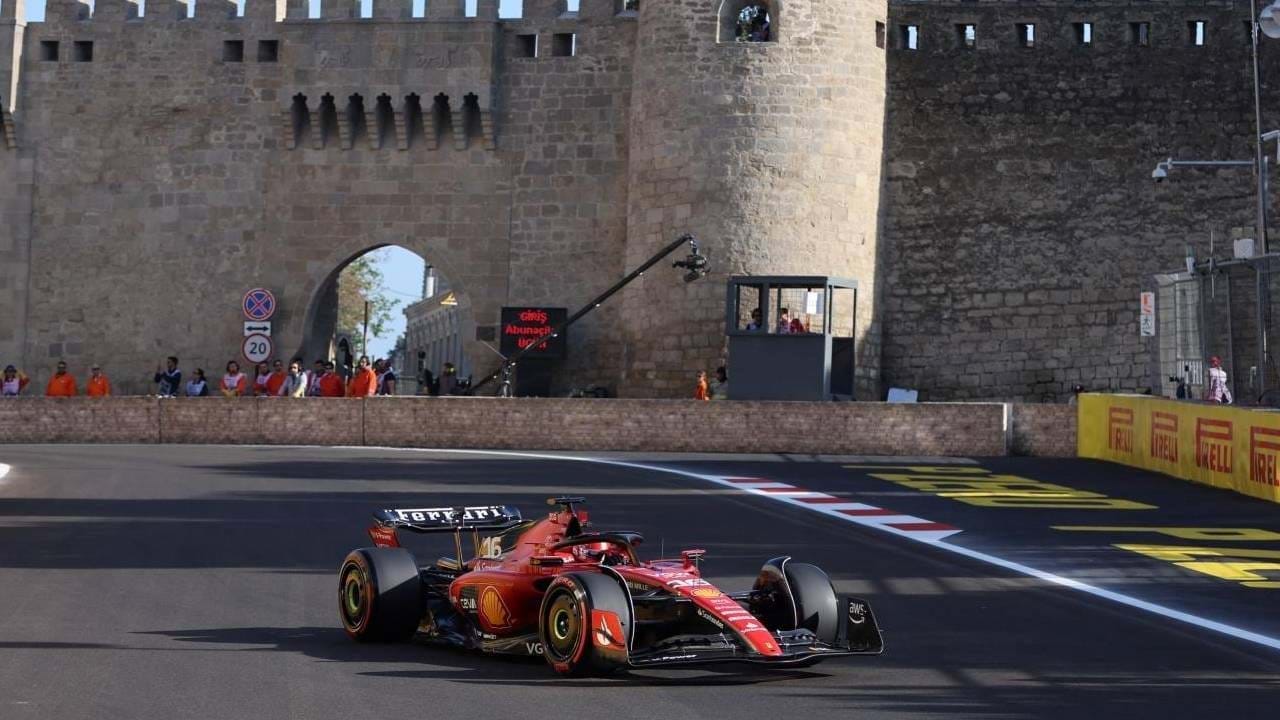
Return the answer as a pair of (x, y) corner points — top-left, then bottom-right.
(347, 356), (378, 397)
(85, 364), (111, 397)
(317, 361), (345, 397)
(46, 360), (78, 397)
(221, 361), (249, 397)
(693, 370), (710, 401)
(265, 359), (287, 397)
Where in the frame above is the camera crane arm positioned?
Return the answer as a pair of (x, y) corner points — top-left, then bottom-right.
(472, 233), (707, 396)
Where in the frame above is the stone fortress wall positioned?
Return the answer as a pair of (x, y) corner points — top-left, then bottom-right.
(0, 0), (1273, 399)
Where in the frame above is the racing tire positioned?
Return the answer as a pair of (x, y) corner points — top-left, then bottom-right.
(338, 547), (423, 643)
(538, 572), (631, 677)
(784, 562), (841, 645)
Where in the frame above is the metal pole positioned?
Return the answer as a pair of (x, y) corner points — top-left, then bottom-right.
(1252, 0), (1270, 397)
(362, 300), (370, 357)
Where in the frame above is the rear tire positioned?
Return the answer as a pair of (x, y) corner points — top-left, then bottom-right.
(338, 547), (422, 642)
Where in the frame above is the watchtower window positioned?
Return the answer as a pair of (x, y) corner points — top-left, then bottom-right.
(552, 33), (576, 57)
(73, 41), (94, 63)
(1188, 20), (1206, 46)
(222, 40), (244, 63)
(39, 41), (59, 62)
(1074, 22), (1093, 46)
(1016, 23), (1035, 48)
(899, 24), (919, 51)
(621, 0), (638, 11)
(1130, 22), (1151, 47)
(735, 3), (773, 42)
(957, 24), (976, 50)
(516, 34), (538, 58)
(875, 21), (885, 50)
(258, 40), (280, 63)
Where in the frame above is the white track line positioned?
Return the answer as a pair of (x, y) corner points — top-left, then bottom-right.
(345, 446), (1280, 654)
(0, 463), (9, 487)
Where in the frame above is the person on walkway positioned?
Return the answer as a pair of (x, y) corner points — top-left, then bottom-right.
(347, 356), (378, 397)
(221, 361), (248, 397)
(694, 370), (710, 401)
(155, 357), (182, 398)
(45, 360), (78, 397)
(1205, 356), (1233, 404)
(745, 308), (764, 331)
(281, 359), (308, 398)
(710, 366), (729, 401)
(265, 359), (287, 397)
(319, 361), (346, 397)
(377, 359), (398, 396)
(776, 308), (793, 334)
(439, 362), (458, 396)
(308, 359), (326, 397)
(252, 362), (271, 396)
(86, 364), (111, 397)
(1, 365), (29, 397)
(185, 369), (210, 397)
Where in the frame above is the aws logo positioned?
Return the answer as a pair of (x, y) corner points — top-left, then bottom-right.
(1250, 427), (1280, 488)
(1108, 407), (1134, 453)
(1195, 419), (1233, 474)
(1149, 411), (1178, 463)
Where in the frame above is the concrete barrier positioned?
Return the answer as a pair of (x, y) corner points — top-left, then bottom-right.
(0, 397), (1076, 457)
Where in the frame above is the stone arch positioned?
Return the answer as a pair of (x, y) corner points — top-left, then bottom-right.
(717, 0), (777, 44)
(293, 235), (477, 377)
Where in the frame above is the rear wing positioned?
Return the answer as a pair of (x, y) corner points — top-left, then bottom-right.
(373, 505), (524, 534)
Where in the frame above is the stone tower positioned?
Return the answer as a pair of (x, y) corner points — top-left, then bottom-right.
(622, 0), (889, 397)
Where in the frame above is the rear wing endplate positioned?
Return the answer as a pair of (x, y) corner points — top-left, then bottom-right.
(373, 505), (524, 534)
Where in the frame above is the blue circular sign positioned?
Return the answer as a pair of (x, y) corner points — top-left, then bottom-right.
(242, 288), (276, 321)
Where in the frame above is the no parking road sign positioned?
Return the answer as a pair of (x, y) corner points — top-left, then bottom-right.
(243, 333), (273, 364)
(243, 288), (277, 322)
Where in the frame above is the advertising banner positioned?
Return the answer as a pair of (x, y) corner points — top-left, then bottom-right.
(1078, 394), (1280, 504)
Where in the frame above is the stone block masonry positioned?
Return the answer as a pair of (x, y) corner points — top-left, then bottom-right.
(0, 397), (1076, 457)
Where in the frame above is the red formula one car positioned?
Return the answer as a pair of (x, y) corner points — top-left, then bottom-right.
(338, 497), (882, 676)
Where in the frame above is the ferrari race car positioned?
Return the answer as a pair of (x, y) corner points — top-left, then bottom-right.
(338, 497), (883, 676)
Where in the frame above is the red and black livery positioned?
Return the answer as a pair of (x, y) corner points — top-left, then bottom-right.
(338, 497), (883, 676)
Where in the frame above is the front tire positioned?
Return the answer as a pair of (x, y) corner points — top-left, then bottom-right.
(752, 558), (840, 643)
(338, 547), (422, 642)
(538, 573), (630, 677)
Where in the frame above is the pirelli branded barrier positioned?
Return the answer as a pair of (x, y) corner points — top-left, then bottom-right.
(1078, 394), (1280, 505)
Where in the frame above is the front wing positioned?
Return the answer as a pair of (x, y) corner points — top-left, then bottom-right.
(628, 597), (883, 668)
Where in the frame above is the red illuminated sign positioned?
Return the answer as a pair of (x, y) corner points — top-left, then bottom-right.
(500, 307), (567, 358)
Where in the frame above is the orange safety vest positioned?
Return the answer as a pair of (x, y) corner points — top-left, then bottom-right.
(46, 373), (78, 397)
(319, 373), (346, 398)
(265, 372), (286, 397)
(694, 378), (709, 401)
(348, 369), (377, 397)
(86, 375), (111, 397)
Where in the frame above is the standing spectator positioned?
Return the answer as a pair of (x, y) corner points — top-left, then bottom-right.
(694, 370), (710, 401)
(347, 356), (378, 397)
(252, 362), (271, 396)
(710, 366), (729, 401)
(309, 359), (326, 396)
(776, 308), (793, 334)
(1, 365), (29, 397)
(185, 369), (210, 397)
(86, 364), (112, 397)
(266, 359), (287, 397)
(439, 362), (458, 396)
(46, 360), (78, 397)
(789, 316), (807, 334)
(319, 361), (346, 397)
(745, 308), (764, 331)
(377, 359), (398, 396)
(221, 361), (248, 397)
(155, 357), (182, 397)
(281, 359), (308, 398)
(1205, 356), (1233, 404)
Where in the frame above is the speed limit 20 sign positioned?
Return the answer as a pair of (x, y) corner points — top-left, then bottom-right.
(242, 333), (273, 364)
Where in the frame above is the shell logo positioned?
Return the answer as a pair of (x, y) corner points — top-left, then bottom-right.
(692, 587), (722, 599)
(479, 586), (512, 629)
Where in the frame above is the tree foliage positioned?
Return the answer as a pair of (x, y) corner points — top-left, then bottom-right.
(338, 250), (400, 358)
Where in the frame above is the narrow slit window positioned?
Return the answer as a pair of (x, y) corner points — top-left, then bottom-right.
(552, 33), (576, 57)
(517, 34), (538, 58)
(899, 24), (919, 51)
(73, 41), (93, 62)
(1074, 22), (1093, 46)
(257, 40), (280, 63)
(1189, 20), (1206, 46)
(223, 40), (244, 63)
(957, 24), (976, 49)
(39, 41), (59, 62)
(1131, 22), (1150, 47)
(875, 21), (886, 50)
(1017, 23), (1035, 48)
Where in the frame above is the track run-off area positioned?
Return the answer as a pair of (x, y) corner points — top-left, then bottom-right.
(1, 445), (1278, 719)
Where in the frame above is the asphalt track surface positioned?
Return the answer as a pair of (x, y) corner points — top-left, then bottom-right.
(1, 445), (1278, 720)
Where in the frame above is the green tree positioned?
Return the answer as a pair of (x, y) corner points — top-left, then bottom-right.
(338, 251), (400, 358)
